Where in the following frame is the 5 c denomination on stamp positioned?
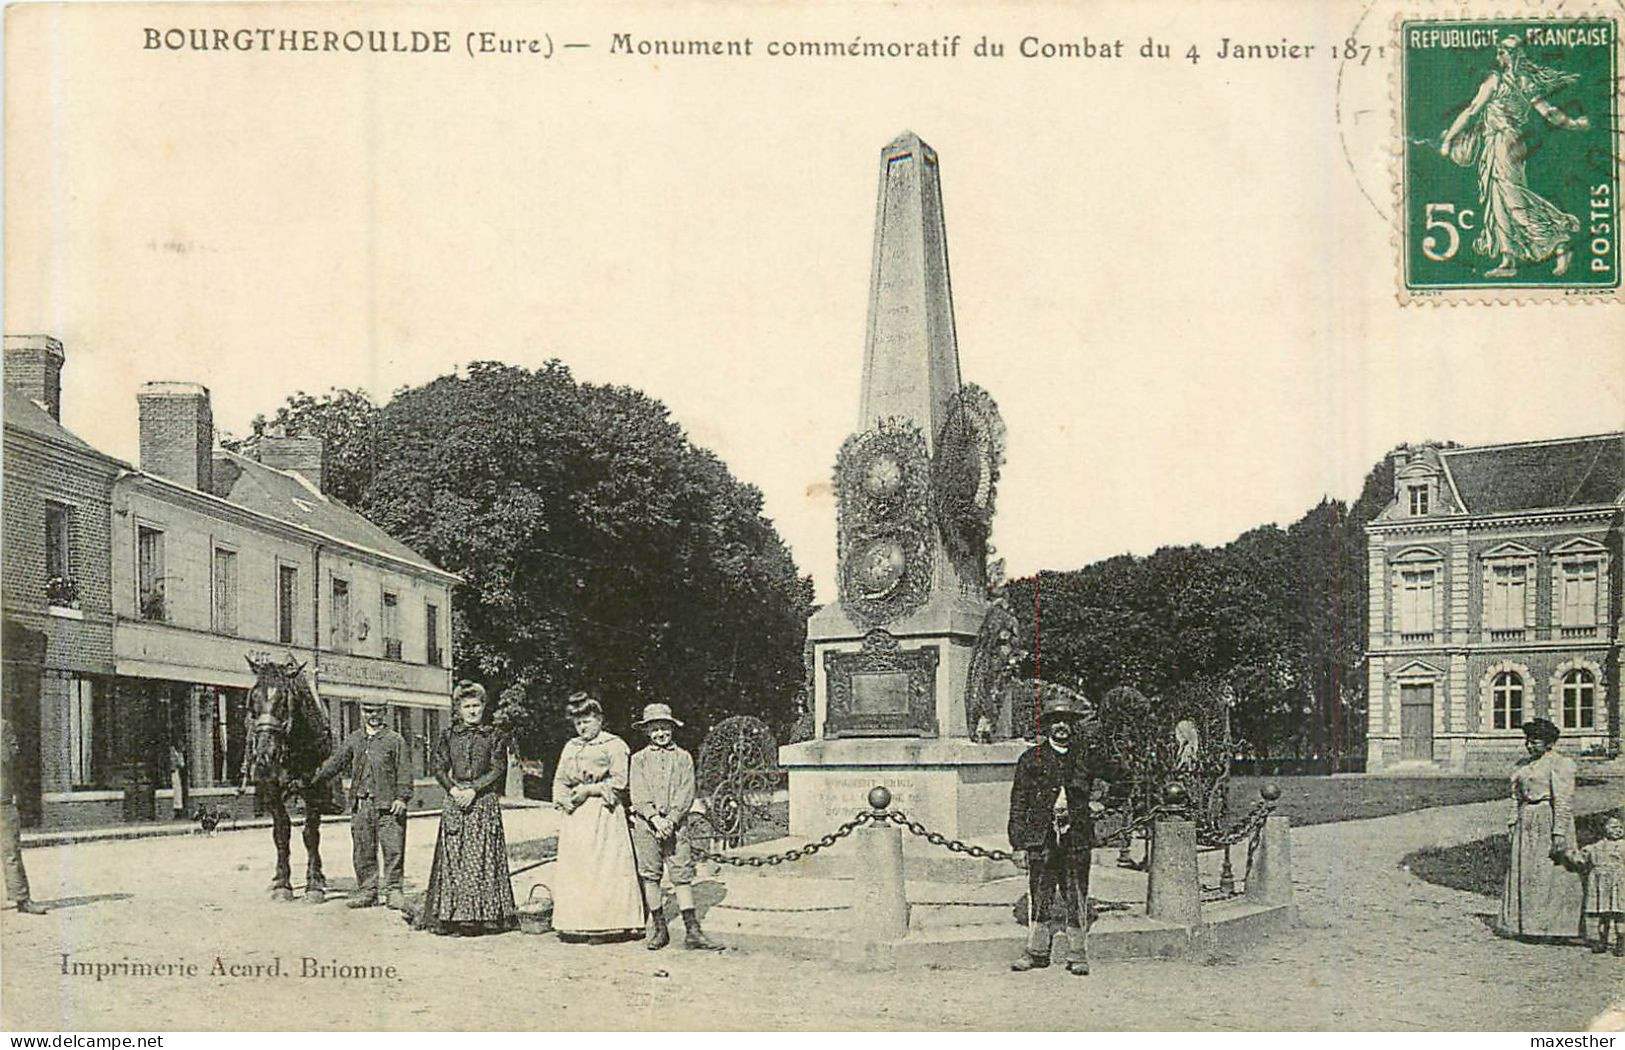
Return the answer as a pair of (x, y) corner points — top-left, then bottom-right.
(1398, 15), (1620, 301)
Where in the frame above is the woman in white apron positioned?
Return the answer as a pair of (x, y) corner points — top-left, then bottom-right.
(550, 693), (645, 940)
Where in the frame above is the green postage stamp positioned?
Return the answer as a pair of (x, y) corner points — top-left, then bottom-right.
(1399, 15), (1620, 301)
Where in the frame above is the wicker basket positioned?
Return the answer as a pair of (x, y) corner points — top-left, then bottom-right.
(517, 883), (554, 935)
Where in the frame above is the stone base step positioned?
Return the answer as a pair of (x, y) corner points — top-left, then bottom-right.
(709, 892), (1296, 969)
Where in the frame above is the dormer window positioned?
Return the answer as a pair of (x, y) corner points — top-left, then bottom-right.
(1393, 459), (1441, 519)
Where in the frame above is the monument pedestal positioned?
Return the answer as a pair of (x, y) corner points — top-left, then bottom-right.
(781, 737), (1024, 851)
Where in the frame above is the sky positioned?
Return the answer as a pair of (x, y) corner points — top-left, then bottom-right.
(7, 1), (1622, 603)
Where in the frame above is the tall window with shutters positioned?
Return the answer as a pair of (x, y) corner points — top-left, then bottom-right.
(330, 577), (350, 653)
(1486, 564), (1527, 638)
(213, 548), (238, 635)
(1397, 568), (1436, 641)
(426, 602), (443, 667)
(1558, 559), (1600, 636)
(277, 565), (299, 644)
(137, 526), (166, 621)
(382, 592), (401, 660)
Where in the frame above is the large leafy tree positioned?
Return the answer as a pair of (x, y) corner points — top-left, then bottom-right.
(246, 361), (812, 761)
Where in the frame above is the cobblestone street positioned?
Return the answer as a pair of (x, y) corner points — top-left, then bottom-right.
(2, 790), (1622, 1031)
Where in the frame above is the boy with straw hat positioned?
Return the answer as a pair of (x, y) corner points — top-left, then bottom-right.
(630, 703), (718, 951)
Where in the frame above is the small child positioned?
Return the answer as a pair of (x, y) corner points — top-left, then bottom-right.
(1578, 816), (1625, 956)
(628, 703), (716, 951)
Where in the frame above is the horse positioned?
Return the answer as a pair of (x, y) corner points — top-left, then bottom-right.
(242, 655), (341, 902)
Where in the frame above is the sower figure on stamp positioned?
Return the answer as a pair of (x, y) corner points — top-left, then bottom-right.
(1009, 691), (1107, 975)
(305, 702), (413, 910)
(1439, 33), (1589, 278)
(629, 703), (717, 951)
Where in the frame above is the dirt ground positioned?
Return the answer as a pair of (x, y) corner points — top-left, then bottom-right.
(2, 784), (1622, 1032)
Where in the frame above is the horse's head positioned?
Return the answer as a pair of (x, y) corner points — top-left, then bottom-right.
(244, 655), (305, 783)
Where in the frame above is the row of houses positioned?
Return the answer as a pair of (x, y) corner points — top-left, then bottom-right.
(2, 335), (459, 828)
(1365, 435), (1623, 771)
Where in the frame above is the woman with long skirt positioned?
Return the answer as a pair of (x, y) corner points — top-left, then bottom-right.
(550, 692), (645, 942)
(413, 681), (518, 936)
(1497, 718), (1584, 942)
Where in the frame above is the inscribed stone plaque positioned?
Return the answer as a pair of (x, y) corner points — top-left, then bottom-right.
(851, 671), (910, 714)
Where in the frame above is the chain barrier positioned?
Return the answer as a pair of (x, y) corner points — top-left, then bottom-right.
(1195, 798), (1276, 849)
(693, 805), (1182, 868)
(691, 810), (876, 867)
(692, 795), (1275, 884)
(877, 810), (1018, 861)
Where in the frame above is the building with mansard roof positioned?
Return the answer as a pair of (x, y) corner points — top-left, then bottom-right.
(1365, 433), (1621, 772)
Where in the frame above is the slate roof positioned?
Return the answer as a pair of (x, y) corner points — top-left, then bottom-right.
(1439, 433), (1625, 515)
(2, 385), (125, 462)
(208, 450), (452, 577)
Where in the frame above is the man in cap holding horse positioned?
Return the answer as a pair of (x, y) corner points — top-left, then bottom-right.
(307, 702), (414, 910)
(629, 702), (716, 951)
(1008, 689), (1107, 975)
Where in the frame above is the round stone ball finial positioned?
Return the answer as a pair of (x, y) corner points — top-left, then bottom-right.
(867, 786), (893, 812)
(1260, 782), (1282, 802)
(1161, 781), (1188, 809)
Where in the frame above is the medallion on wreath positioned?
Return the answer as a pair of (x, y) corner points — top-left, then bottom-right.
(834, 419), (933, 627)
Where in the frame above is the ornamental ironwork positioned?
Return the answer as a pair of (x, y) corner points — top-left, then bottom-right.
(693, 715), (781, 850)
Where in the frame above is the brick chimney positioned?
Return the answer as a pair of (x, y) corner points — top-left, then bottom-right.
(138, 382), (213, 490)
(1388, 448), (1412, 497)
(252, 433), (325, 493)
(4, 334), (65, 420)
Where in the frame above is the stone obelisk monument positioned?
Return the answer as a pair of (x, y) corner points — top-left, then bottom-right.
(781, 132), (1024, 852)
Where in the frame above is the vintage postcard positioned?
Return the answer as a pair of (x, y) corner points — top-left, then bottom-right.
(2, 0), (1623, 1037)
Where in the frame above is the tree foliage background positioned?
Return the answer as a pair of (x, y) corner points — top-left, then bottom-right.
(1001, 448), (1429, 761)
(232, 363), (812, 763)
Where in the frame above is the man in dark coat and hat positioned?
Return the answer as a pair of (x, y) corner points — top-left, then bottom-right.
(1008, 689), (1107, 975)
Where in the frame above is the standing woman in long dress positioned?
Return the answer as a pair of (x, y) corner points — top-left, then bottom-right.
(1497, 718), (1584, 941)
(413, 681), (518, 936)
(550, 692), (645, 941)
